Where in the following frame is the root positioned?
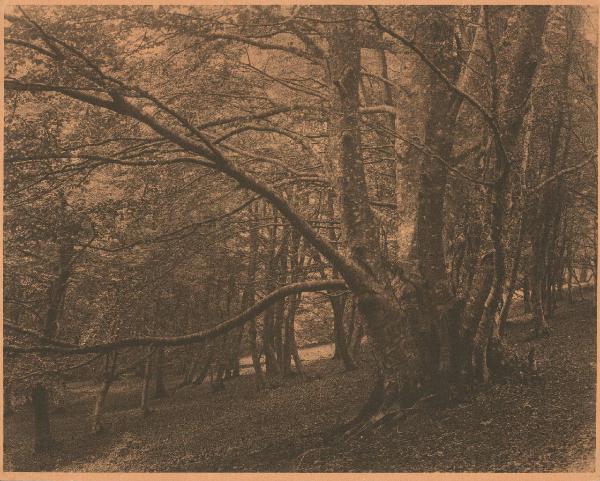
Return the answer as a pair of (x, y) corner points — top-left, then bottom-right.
(295, 447), (333, 470)
(341, 393), (437, 438)
(322, 375), (437, 442)
(321, 376), (384, 442)
(487, 337), (543, 384)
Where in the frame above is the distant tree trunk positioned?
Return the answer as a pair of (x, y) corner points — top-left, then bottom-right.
(249, 320), (264, 388)
(245, 203), (265, 389)
(290, 336), (305, 378)
(92, 351), (118, 433)
(567, 264), (574, 304)
(531, 257), (550, 337)
(284, 292), (304, 376)
(153, 347), (167, 399)
(494, 211), (525, 338)
(227, 327), (243, 378)
(274, 224), (289, 368)
(523, 274), (532, 313)
(32, 384), (52, 453)
(216, 274), (238, 383)
(263, 205), (282, 378)
(193, 347), (214, 385)
(140, 347), (153, 416)
(179, 348), (201, 388)
(211, 335), (227, 392)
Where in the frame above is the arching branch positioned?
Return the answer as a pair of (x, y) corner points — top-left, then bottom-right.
(5, 279), (347, 356)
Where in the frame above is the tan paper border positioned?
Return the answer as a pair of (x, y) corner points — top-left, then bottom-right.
(0, 0), (598, 479)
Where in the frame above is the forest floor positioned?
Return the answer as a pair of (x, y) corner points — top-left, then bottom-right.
(4, 294), (596, 472)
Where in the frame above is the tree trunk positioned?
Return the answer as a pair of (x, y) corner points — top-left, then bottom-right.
(140, 347), (153, 416)
(284, 292), (304, 377)
(193, 349), (214, 385)
(263, 206), (282, 378)
(523, 274), (532, 313)
(92, 351), (118, 433)
(245, 203), (265, 389)
(348, 298), (364, 362)
(32, 196), (78, 450)
(179, 348), (201, 388)
(227, 327), (243, 378)
(32, 384), (53, 453)
(331, 295), (355, 370)
(531, 257), (550, 337)
(154, 347), (167, 399)
(327, 8), (425, 423)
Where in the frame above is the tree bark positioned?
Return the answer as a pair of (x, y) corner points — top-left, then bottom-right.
(32, 383), (52, 453)
(153, 347), (167, 399)
(331, 295), (355, 370)
(327, 8), (425, 423)
(92, 351), (118, 433)
(140, 347), (153, 416)
(245, 203), (265, 389)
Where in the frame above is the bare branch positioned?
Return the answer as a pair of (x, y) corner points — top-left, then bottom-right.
(5, 280), (347, 355)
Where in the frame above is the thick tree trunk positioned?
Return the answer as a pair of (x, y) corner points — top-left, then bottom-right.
(327, 8), (425, 423)
(32, 384), (53, 453)
(4, 384), (13, 418)
(468, 5), (549, 377)
(331, 295), (355, 370)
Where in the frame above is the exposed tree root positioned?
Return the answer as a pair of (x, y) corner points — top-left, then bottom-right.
(341, 392), (438, 438)
(322, 376), (439, 442)
(321, 340), (543, 443)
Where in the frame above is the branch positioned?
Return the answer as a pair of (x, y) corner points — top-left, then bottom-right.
(360, 104), (397, 116)
(526, 153), (596, 194)
(197, 106), (296, 129)
(8, 55), (367, 288)
(5, 280), (347, 355)
(9, 354), (104, 382)
(89, 195), (261, 252)
(199, 33), (322, 63)
(367, 7), (495, 125)
(4, 321), (79, 348)
(368, 6), (511, 182)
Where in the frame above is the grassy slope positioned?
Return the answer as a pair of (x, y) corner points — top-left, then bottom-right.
(4, 296), (596, 472)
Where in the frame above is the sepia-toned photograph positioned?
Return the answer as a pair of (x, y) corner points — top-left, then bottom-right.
(3, 4), (598, 474)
